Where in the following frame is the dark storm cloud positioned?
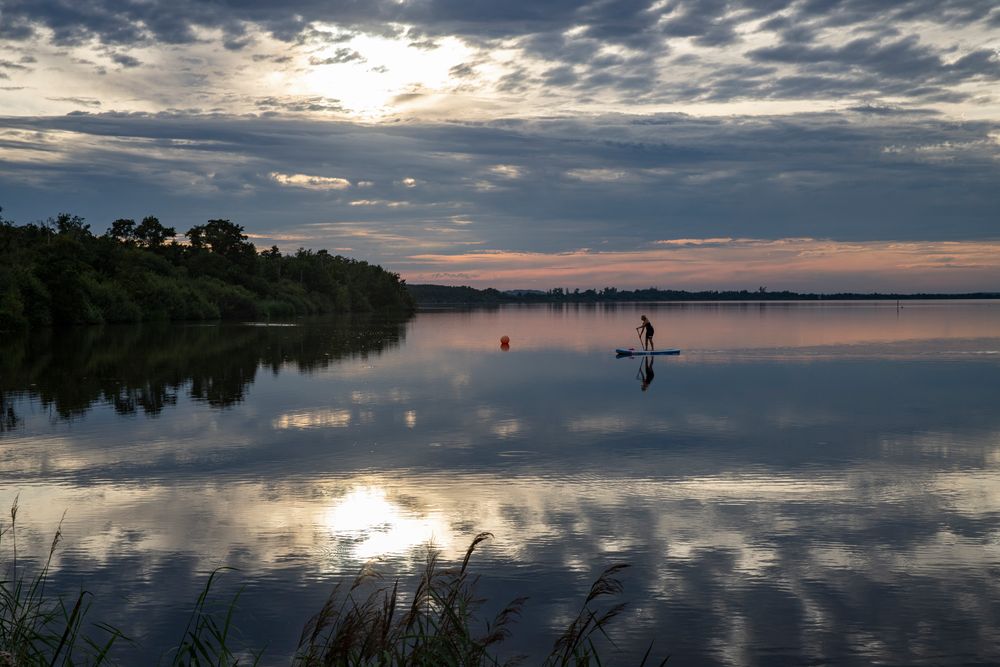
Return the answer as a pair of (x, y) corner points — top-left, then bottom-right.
(0, 110), (996, 262)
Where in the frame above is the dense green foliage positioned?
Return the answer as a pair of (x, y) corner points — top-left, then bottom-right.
(408, 284), (1000, 305)
(0, 210), (414, 330)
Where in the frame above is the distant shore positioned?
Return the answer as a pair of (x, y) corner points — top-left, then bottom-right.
(407, 283), (1000, 306)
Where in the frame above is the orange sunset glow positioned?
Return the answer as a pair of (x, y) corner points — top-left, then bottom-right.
(401, 239), (1000, 292)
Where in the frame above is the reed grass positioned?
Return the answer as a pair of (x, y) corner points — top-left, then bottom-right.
(165, 567), (262, 667)
(1, 506), (667, 666)
(293, 532), (668, 667)
(293, 532), (522, 666)
(0, 496), (125, 666)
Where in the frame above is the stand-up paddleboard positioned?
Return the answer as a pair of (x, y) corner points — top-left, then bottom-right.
(615, 348), (680, 356)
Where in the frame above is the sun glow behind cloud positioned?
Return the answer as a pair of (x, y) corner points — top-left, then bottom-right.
(296, 29), (477, 118)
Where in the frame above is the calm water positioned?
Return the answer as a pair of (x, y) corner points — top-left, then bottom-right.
(2, 302), (1000, 665)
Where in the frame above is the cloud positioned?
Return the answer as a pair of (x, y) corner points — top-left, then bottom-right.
(110, 52), (142, 68)
(448, 63), (476, 79)
(46, 97), (102, 107)
(749, 34), (1000, 88)
(270, 172), (351, 190)
(0, 59), (31, 71)
(565, 168), (630, 182)
(0, 108), (996, 288)
(654, 238), (735, 247)
(488, 164), (522, 179)
(309, 48), (366, 65)
(348, 199), (410, 208)
(1, 0), (994, 108)
(408, 39), (440, 51)
(254, 96), (345, 113)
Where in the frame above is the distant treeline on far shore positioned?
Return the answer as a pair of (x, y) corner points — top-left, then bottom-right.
(408, 283), (1000, 305)
(0, 210), (414, 330)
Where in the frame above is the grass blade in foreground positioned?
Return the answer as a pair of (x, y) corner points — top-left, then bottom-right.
(293, 533), (667, 666)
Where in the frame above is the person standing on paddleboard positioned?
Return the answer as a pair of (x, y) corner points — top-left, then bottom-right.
(636, 315), (654, 351)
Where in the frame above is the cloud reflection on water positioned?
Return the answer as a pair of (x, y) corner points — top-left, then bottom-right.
(5, 449), (1000, 663)
(273, 409), (353, 429)
(1, 304), (1000, 663)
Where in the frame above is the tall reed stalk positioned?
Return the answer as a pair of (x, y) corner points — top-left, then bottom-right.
(1, 503), (667, 666)
(294, 532), (668, 667)
(0, 497), (124, 666)
(165, 567), (261, 667)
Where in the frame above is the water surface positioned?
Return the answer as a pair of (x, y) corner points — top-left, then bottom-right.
(2, 302), (1000, 665)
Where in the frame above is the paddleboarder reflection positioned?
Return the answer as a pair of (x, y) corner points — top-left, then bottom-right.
(637, 356), (655, 391)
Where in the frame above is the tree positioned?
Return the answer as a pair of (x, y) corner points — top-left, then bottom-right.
(186, 219), (254, 258)
(260, 245), (283, 280)
(107, 218), (137, 244)
(52, 213), (90, 237)
(134, 216), (176, 248)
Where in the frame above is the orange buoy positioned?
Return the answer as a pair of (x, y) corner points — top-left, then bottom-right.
(500, 335), (510, 345)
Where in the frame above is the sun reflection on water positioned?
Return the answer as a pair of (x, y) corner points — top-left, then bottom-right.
(323, 486), (453, 561)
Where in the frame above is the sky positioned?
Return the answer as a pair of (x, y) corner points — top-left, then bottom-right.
(0, 0), (998, 292)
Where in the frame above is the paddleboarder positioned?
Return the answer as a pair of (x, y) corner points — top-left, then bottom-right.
(636, 315), (655, 351)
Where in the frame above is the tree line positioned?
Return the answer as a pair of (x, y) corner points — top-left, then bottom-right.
(407, 283), (1000, 305)
(0, 210), (414, 329)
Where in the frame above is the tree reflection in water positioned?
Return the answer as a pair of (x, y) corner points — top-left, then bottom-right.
(0, 314), (411, 422)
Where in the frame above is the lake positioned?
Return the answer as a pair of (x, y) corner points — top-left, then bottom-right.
(2, 301), (1000, 665)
